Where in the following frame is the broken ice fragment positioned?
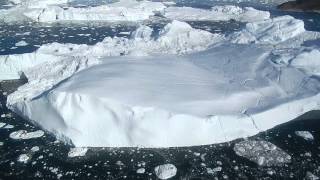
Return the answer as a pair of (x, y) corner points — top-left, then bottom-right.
(136, 168), (145, 174)
(68, 147), (88, 158)
(15, 40), (28, 47)
(234, 140), (291, 167)
(0, 122), (5, 128)
(305, 171), (319, 180)
(154, 164), (177, 180)
(31, 146), (40, 152)
(295, 131), (314, 141)
(207, 167), (222, 175)
(17, 154), (30, 163)
(9, 130), (44, 140)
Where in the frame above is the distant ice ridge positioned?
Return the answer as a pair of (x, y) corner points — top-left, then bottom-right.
(0, 20), (223, 80)
(1, 0), (272, 23)
(1, 0), (167, 23)
(164, 5), (270, 22)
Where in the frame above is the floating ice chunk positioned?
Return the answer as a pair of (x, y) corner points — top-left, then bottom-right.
(3, 124), (14, 129)
(206, 167), (222, 175)
(0, 142), (3, 146)
(230, 15), (305, 45)
(31, 146), (40, 152)
(306, 172), (319, 180)
(15, 40), (28, 47)
(164, 5), (270, 22)
(136, 168), (145, 174)
(234, 140), (291, 166)
(290, 49), (320, 76)
(17, 154), (30, 163)
(154, 164), (177, 180)
(295, 131), (314, 141)
(9, 130), (44, 140)
(0, 122), (5, 128)
(68, 147), (88, 158)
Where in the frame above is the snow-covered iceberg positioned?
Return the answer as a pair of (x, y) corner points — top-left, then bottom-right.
(7, 43), (320, 147)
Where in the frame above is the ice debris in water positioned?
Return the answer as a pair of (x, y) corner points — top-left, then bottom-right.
(68, 147), (88, 158)
(15, 40), (28, 47)
(0, 142), (3, 146)
(234, 140), (291, 167)
(295, 131), (314, 141)
(0, 122), (5, 128)
(154, 164), (177, 180)
(9, 130), (44, 140)
(136, 168), (145, 174)
(206, 167), (222, 175)
(17, 154), (30, 163)
(305, 172), (319, 180)
(31, 146), (40, 152)
(4, 124), (14, 129)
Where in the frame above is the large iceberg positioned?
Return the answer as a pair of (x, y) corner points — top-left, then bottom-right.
(7, 43), (320, 147)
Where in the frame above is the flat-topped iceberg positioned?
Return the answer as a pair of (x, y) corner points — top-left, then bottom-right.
(7, 44), (320, 147)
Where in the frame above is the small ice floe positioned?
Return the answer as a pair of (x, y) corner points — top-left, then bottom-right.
(295, 131), (314, 141)
(17, 154), (31, 163)
(15, 40), (29, 47)
(0, 142), (3, 146)
(154, 164), (177, 180)
(234, 140), (291, 167)
(136, 168), (145, 174)
(305, 171), (319, 180)
(9, 130), (44, 140)
(68, 147), (88, 158)
(3, 124), (14, 129)
(31, 146), (40, 152)
(206, 167), (222, 175)
(0, 122), (5, 128)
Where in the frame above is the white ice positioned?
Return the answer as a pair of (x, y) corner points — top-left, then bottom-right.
(164, 5), (270, 22)
(17, 154), (30, 163)
(15, 40), (29, 47)
(295, 131), (314, 141)
(9, 130), (44, 140)
(0, 20), (223, 80)
(68, 147), (88, 157)
(154, 164), (177, 180)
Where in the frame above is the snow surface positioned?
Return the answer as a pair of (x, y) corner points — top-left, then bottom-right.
(164, 5), (270, 22)
(154, 164), (177, 180)
(234, 140), (291, 166)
